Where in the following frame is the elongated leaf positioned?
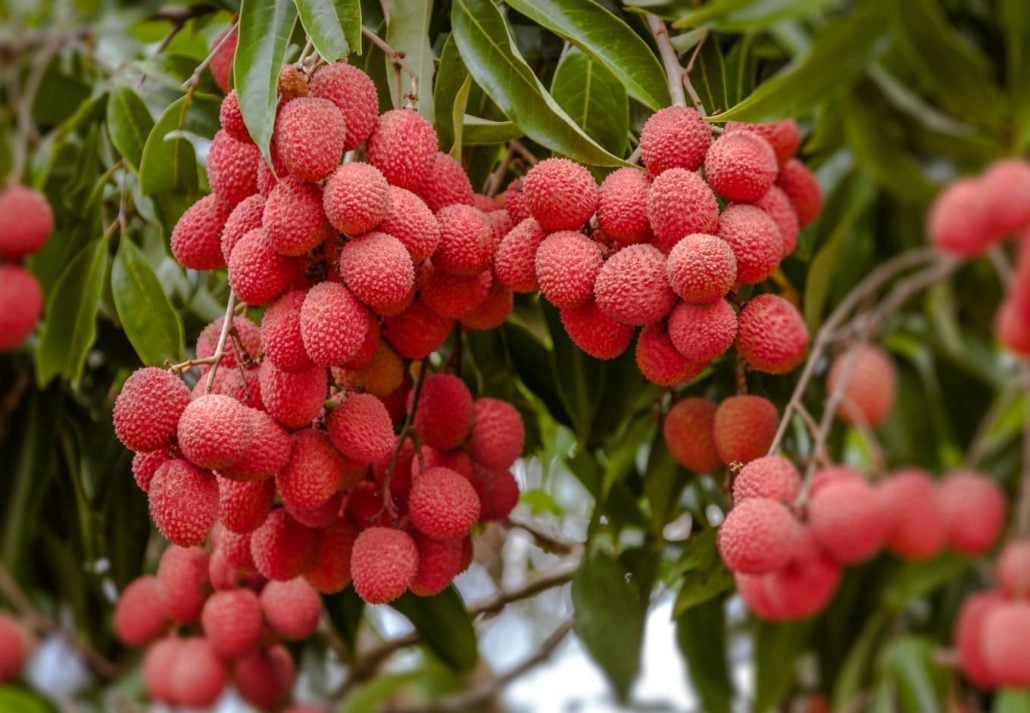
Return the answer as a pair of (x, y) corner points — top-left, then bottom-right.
(341, 672), (422, 713)
(753, 619), (814, 713)
(295, 0), (361, 61)
(542, 303), (604, 441)
(1001, 0), (1030, 151)
(832, 611), (890, 711)
(572, 548), (645, 701)
(885, 637), (945, 713)
(450, 76), (472, 157)
(995, 691), (1030, 713)
(434, 34), (467, 150)
(463, 116), (521, 144)
(676, 597), (732, 713)
(451, 0), (628, 166)
(35, 239), (110, 387)
(882, 554), (971, 611)
(672, 0), (843, 31)
(235, 0), (298, 159)
(385, 0), (434, 118)
(139, 96), (197, 196)
(672, 528), (734, 615)
(550, 48), (629, 157)
(504, 0), (669, 110)
(106, 87), (154, 171)
(709, 4), (886, 122)
(391, 587), (477, 672)
(112, 239), (185, 365)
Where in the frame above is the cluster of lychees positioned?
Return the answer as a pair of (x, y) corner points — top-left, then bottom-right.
(927, 158), (1030, 354)
(493, 107), (820, 387)
(0, 185), (52, 352)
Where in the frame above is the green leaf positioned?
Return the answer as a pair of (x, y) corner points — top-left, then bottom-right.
(434, 34), (468, 150)
(709, 4), (886, 122)
(995, 691), (1030, 713)
(753, 619), (814, 713)
(451, 0), (629, 166)
(643, 424), (685, 529)
(1001, 0), (1030, 151)
(832, 610), (890, 711)
(550, 48), (629, 158)
(671, 0), (844, 32)
(294, 0), (360, 60)
(542, 303), (604, 441)
(676, 597), (732, 713)
(672, 528), (735, 615)
(450, 75), (472, 158)
(112, 239), (185, 365)
(884, 637), (945, 713)
(105, 87), (154, 171)
(0, 686), (55, 713)
(571, 548), (645, 701)
(35, 238), (110, 387)
(391, 587), (477, 673)
(139, 95), (197, 196)
(462, 116), (521, 144)
(340, 671), (421, 713)
(503, 0), (669, 110)
(384, 0), (435, 118)
(235, 0), (298, 159)
(882, 553), (971, 611)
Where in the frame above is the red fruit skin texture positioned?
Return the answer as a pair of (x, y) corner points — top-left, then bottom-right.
(981, 159), (1030, 238)
(410, 535), (466, 597)
(379, 186), (440, 263)
(328, 393), (395, 465)
(132, 449), (169, 492)
(260, 578), (323, 639)
(469, 398), (525, 470)
(201, 589), (263, 659)
(228, 228), (302, 306)
(411, 446), (474, 480)
(726, 120), (801, 164)
(339, 231), (416, 315)
(504, 178), (530, 223)
(419, 262), (490, 319)
(495, 218), (547, 293)
(309, 62), (379, 150)
(808, 466), (865, 498)
(171, 194), (231, 271)
(263, 177), (329, 256)
(366, 109), (438, 190)
(668, 298), (738, 362)
(323, 162), (391, 235)
(419, 152), (476, 212)
(0, 264), (43, 352)
(207, 129), (260, 207)
(412, 374), (474, 450)
(808, 479), (887, 564)
(300, 281), (370, 367)
(704, 131), (778, 202)
(235, 645), (295, 709)
(523, 158), (598, 231)
(149, 460), (219, 547)
(196, 315), (261, 369)
(218, 476), (275, 533)
(983, 601), (1030, 687)
(461, 281), (513, 331)
(666, 233), (737, 304)
(0, 614), (26, 683)
(113, 367), (191, 452)
(285, 491), (345, 529)
(954, 590), (1004, 688)
(221, 409), (290, 482)
(756, 185), (800, 256)
(737, 528), (841, 622)
(996, 296), (1030, 356)
(535, 230), (604, 309)
(596, 168), (652, 244)
(876, 468), (946, 561)
(114, 576), (168, 646)
(663, 398), (722, 473)
(594, 244), (676, 325)
(178, 393), (254, 470)
(639, 106), (712, 175)
(208, 28), (237, 93)
(156, 545), (210, 624)
(170, 638), (227, 708)
(827, 345), (896, 427)
(647, 168), (720, 253)
(351, 526), (419, 604)
(0, 185), (53, 259)
(250, 508), (319, 581)
(273, 97), (346, 182)
(383, 301), (454, 360)
(998, 540), (1030, 597)
(409, 467), (481, 539)
(927, 178), (994, 258)
(432, 204), (493, 276)
(717, 497), (800, 574)
(259, 360), (328, 429)
(470, 466), (520, 521)
(306, 520), (358, 593)
(938, 470), (1006, 555)
(262, 291), (314, 373)
(733, 455), (802, 503)
(560, 300), (635, 360)
(635, 323), (705, 387)
(776, 159), (823, 228)
(219, 90), (249, 142)
(277, 429), (350, 510)
(717, 204), (783, 285)
(736, 294), (808, 374)
(713, 395), (779, 465)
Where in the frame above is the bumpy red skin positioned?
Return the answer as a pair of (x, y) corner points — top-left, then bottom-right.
(328, 393), (395, 465)
(300, 281), (370, 367)
(635, 323), (705, 387)
(177, 393), (254, 470)
(663, 398), (721, 473)
(726, 120), (802, 164)
(366, 109), (438, 191)
(156, 545), (210, 623)
(594, 244), (676, 325)
(756, 186), (800, 257)
(309, 62), (379, 150)
(261, 291), (313, 373)
(170, 638), (227, 708)
(219, 91), (249, 142)
(272, 97), (346, 182)
(461, 281), (513, 331)
(411, 446), (474, 480)
(470, 466), (519, 521)
(234, 645), (295, 709)
(827, 345), (896, 427)
(323, 162), (391, 235)
(113, 367), (190, 452)
(419, 153), (476, 212)
(876, 468), (947, 561)
(704, 131), (778, 202)
(808, 478), (887, 565)
(0, 185), (53, 259)
(667, 298), (738, 362)
(998, 541), (1030, 597)
(432, 204), (492, 276)
(339, 231), (416, 315)
(504, 178), (530, 223)
(776, 159), (822, 228)
(171, 194), (231, 271)
(0, 265), (43, 352)
(149, 460), (219, 546)
(196, 315), (261, 370)
(208, 28), (237, 93)
(419, 261), (490, 318)
(250, 508), (319, 581)
(379, 186), (440, 263)
(410, 534), (467, 597)
(132, 449), (170, 492)
(808, 466), (864, 498)
(262, 177), (329, 256)
(736, 294), (808, 374)
(220, 194), (265, 261)
(337, 341), (406, 398)
(306, 520), (358, 593)
(201, 589), (263, 659)
(713, 395), (779, 465)
(286, 491), (346, 529)
(468, 398), (525, 470)
(143, 637), (181, 703)
(983, 601), (1030, 687)
(535, 230), (604, 309)
(114, 576), (168, 646)
(228, 228), (304, 306)
(351, 527), (419, 603)
(981, 159), (1030, 238)
(647, 168), (720, 253)
(733, 455), (802, 503)
(937, 470), (1006, 555)
(717, 204), (783, 285)
(998, 293), (1030, 355)
(717, 497), (800, 574)
(560, 299), (635, 360)
(259, 361), (328, 429)
(666, 233), (737, 304)
(383, 301), (454, 359)
(409, 466), (481, 539)
(277, 429), (350, 510)
(260, 578), (322, 639)
(596, 168), (652, 244)
(639, 107), (711, 175)
(495, 218), (547, 293)
(928, 178), (995, 257)
(523, 158), (598, 231)
(207, 129), (260, 207)
(412, 374), (475, 449)
(954, 590), (1004, 688)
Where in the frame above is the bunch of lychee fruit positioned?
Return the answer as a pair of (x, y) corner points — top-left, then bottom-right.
(0, 184), (52, 352)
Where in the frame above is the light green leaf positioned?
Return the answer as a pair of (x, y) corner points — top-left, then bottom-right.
(106, 87), (154, 171)
(340, 671), (421, 713)
(672, 0), (845, 32)
(995, 691), (1030, 713)
(885, 637), (946, 713)
(0, 686), (54, 713)
(550, 47), (629, 158)
(462, 116), (521, 145)
(753, 619), (814, 713)
(112, 239), (185, 365)
(433, 34), (467, 150)
(139, 95), (197, 196)
(385, 0), (435, 118)
(450, 75), (472, 158)
(294, 0), (361, 60)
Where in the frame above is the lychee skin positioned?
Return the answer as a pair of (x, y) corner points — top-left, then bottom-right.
(717, 204), (784, 285)
(560, 299), (635, 360)
(148, 460), (219, 546)
(260, 578), (322, 640)
(300, 281), (371, 367)
(336, 342), (406, 398)
(0, 185), (53, 259)
(306, 521), (358, 593)
(218, 90), (249, 142)
(261, 291), (314, 373)
(419, 152), (476, 212)
(409, 466), (481, 540)
(171, 194), (231, 271)
(351, 527), (419, 604)
(776, 159), (822, 228)
(646, 168), (720, 253)
(736, 294), (808, 374)
(937, 470), (1006, 555)
(277, 429), (350, 510)
(227, 228), (303, 306)
(263, 177), (330, 256)
(639, 107), (711, 175)
(954, 590), (1003, 688)
(667, 298), (738, 362)
(717, 497), (800, 574)
(827, 345), (896, 427)
(737, 528), (841, 622)
(666, 233), (737, 304)
(201, 589), (263, 659)
(419, 262), (491, 319)
(208, 28), (237, 93)
(998, 541), (1030, 598)
(259, 361), (328, 429)
(412, 374), (475, 450)
(250, 508), (319, 581)
(876, 468), (946, 561)
(328, 393), (395, 466)
(195, 315), (261, 370)
(339, 231), (416, 315)
(218, 476), (274, 533)
(725, 120), (801, 164)
(808, 479), (887, 565)
(309, 62), (379, 151)
(596, 168), (652, 244)
(323, 162), (391, 235)
(470, 466), (520, 521)
(594, 244), (676, 325)
(379, 186), (440, 263)
(132, 449), (170, 492)
(635, 323), (705, 387)
(663, 398), (721, 473)
(114, 576), (168, 646)
(523, 158), (598, 232)
(713, 395), (779, 465)
(410, 535), (466, 597)
(808, 466), (865, 498)
(170, 638), (227, 709)
(495, 218), (547, 293)
(0, 265), (43, 352)
(272, 97), (347, 182)
(383, 301), (454, 360)
(433, 204), (493, 276)
(756, 185), (800, 257)
(928, 178), (994, 257)
(366, 109), (439, 191)
(733, 455), (801, 503)
(177, 393), (254, 470)
(156, 545), (210, 624)
(504, 178), (530, 223)
(704, 131), (778, 202)
(469, 398), (525, 470)
(982, 159), (1030, 238)
(460, 280), (513, 331)
(0, 613), (26, 684)
(997, 296), (1030, 356)
(535, 230), (604, 309)
(234, 645), (295, 710)
(113, 367), (191, 453)
(207, 129), (260, 207)
(983, 601), (1030, 687)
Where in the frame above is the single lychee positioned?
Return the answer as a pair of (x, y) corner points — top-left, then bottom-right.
(272, 97), (346, 182)
(495, 218), (547, 293)
(300, 281), (371, 366)
(350, 527), (419, 603)
(636, 322), (705, 387)
(113, 367), (190, 453)
(596, 168), (652, 244)
(260, 578), (322, 639)
(938, 470), (1006, 555)
(258, 360), (328, 429)
(276, 429), (351, 510)
(560, 299), (635, 360)
(114, 576), (168, 646)
(733, 455), (801, 503)
(249, 508), (319, 581)
(207, 129), (260, 207)
(647, 168), (720, 253)
(468, 398), (525, 470)
(776, 159), (822, 228)
(0, 265), (43, 352)
(717, 204), (783, 285)
(704, 131), (778, 202)
(433, 204), (493, 276)
(378, 186), (440, 263)
(667, 298), (738, 362)
(826, 345), (896, 427)
(713, 395), (779, 465)
(365, 109), (438, 191)
(0, 185), (53, 259)
(328, 393), (395, 466)
(418, 153), (476, 212)
(535, 230), (604, 309)
(876, 468), (946, 561)
(409, 466), (481, 539)
(263, 177), (330, 256)
(663, 398), (721, 473)
(717, 497), (800, 574)
(309, 62), (379, 150)
(594, 244), (676, 325)
(808, 478), (887, 564)
(411, 374), (474, 449)
(639, 106), (711, 175)
(339, 231), (416, 315)
(383, 301), (454, 360)
(171, 194), (231, 271)
(149, 460), (219, 546)
(736, 294), (808, 374)
(323, 162), (391, 235)
(666, 233), (737, 304)
(201, 589), (263, 659)
(523, 158), (598, 231)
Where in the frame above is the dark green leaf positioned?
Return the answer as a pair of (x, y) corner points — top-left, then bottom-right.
(434, 34), (468, 150)
(139, 95), (198, 196)
(295, 0), (361, 61)
(0, 686), (55, 713)
(451, 0), (629, 166)
(884, 636), (945, 713)
(550, 48), (629, 157)
(882, 553), (971, 611)
(831, 610), (890, 711)
(542, 303), (604, 441)
(324, 588), (365, 657)
(1000, 0), (1030, 151)
(672, 529), (734, 615)
(676, 597), (732, 713)
(384, 0), (434, 117)
(753, 619), (814, 713)
(572, 548), (645, 701)
(503, 321), (572, 429)
(391, 587), (477, 673)
(235, 0), (298, 159)
(504, 0), (670, 110)
(643, 425), (685, 529)
(112, 239), (185, 365)
(105, 87), (154, 171)
(450, 76), (472, 157)
(994, 691), (1030, 713)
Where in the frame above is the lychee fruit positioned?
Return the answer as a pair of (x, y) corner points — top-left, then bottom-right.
(306, 520), (358, 593)
(365, 109), (438, 191)
(300, 281), (370, 366)
(594, 244), (676, 325)
(0, 185), (53, 259)
(383, 301), (454, 359)
(0, 265), (43, 352)
(411, 374), (474, 449)
(195, 315), (261, 370)
(132, 449), (170, 492)
(954, 590), (1003, 688)
(339, 231), (415, 315)
(419, 152), (476, 212)
(0, 613), (26, 683)
(470, 466), (520, 522)
(218, 476), (274, 534)
(177, 393), (254, 469)
(938, 470), (1006, 555)
(277, 429), (351, 510)
(826, 345), (896, 428)
(596, 168), (652, 243)
(201, 589), (263, 659)
(261, 291), (314, 373)
(156, 545), (210, 623)
(170, 637), (227, 708)
(272, 97), (346, 182)
(667, 298), (738, 362)
(263, 177), (330, 256)
(981, 159), (1030, 239)
(635, 322), (705, 387)
(666, 233), (737, 304)
(560, 299), (635, 360)
(378, 186), (440, 263)
(419, 262), (491, 319)
(535, 230), (604, 309)
(876, 468), (946, 561)
(756, 185), (800, 256)
(323, 162), (391, 235)
(495, 218), (547, 293)
(776, 159), (822, 228)
(149, 460), (219, 546)
(736, 294), (808, 374)
(460, 280), (513, 331)
(113, 367), (190, 452)
(523, 158), (598, 231)
(114, 576), (168, 645)
(227, 227), (303, 306)
(713, 395), (779, 465)
(309, 62), (379, 150)
(409, 466), (481, 539)
(171, 194), (231, 271)
(250, 508), (319, 581)
(725, 120), (801, 164)
(409, 534), (466, 597)
(717, 497), (800, 573)
(258, 360), (328, 429)
(504, 178), (530, 223)
(468, 398), (524, 470)
(207, 129), (260, 207)
(808, 478), (887, 564)
(737, 527), (841, 621)
(663, 398), (721, 473)
(208, 27), (237, 93)
(997, 541), (1030, 598)
(328, 393), (395, 465)
(717, 203), (783, 285)
(350, 526), (419, 603)
(982, 601), (1030, 686)
(733, 455), (801, 503)
(218, 90), (249, 142)
(639, 106), (711, 175)
(647, 168), (720, 253)
(704, 131), (778, 202)
(234, 645), (295, 710)
(260, 578), (322, 639)
(432, 204), (493, 276)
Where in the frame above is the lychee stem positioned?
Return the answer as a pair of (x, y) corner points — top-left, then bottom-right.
(181, 20), (238, 92)
(360, 27), (420, 108)
(645, 15), (687, 109)
(378, 359), (430, 519)
(204, 292), (238, 394)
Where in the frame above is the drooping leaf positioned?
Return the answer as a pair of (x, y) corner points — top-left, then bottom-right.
(105, 87), (154, 171)
(550, 48), (629, 158)
(139, 95), (197, 196)
(671, 0), (845, 32)
(294, 0), (361, 61)
(1000, 0), (1030, 151)
(753, 619), (815, 713)
(885, 636), (946, 713)
(385, 0), (435, 117)
(462, 116), (522, 144)
(391, 587), (477, 673)
(676, 597), (733, 713)
(112, 239), (185, 365)
(450, 75), (472, 157)
(672, 528), (735, 615)
(995, 691), (1030, 713)
(434, 34), (468, 150)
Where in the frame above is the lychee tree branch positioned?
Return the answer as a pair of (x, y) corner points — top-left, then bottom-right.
(645, 15), (687, 108)
(360, 26), (420, 107)
(204, 292), (238, 393)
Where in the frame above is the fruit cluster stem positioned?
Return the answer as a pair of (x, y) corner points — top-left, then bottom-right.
(204, 292), (238, 393)
(645, 15), (687, 108)
(360, 27), (420, 107)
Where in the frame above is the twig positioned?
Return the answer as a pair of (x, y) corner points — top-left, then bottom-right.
(645, 15), (686, 108)
(167, 356), (217, 374)
(204, 293), (238, 393)
(378, 362), (429, 518)
(506, 516), (582, 555)
(484, 145), (518, 197)
(360, 27), (419, 107)
(509, 140), (539, 167)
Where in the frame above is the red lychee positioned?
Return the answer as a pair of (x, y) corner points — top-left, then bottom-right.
(704, 131), (778, 202)
(350, 526), (419, 603)
(272, 97), (346, 182)
(639, 107), (711, 175)
(717, 497), (800, 574)
(523, 158), (598, 231)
